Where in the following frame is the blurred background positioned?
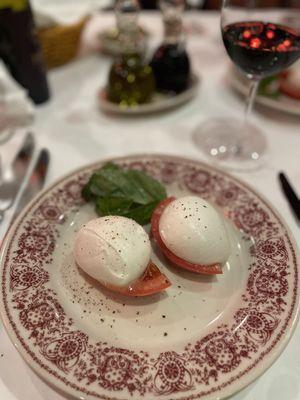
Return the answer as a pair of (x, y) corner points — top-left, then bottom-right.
(0, 1), (300, 399)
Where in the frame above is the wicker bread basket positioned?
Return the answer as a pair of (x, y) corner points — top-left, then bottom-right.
(37, 17), (89, 69)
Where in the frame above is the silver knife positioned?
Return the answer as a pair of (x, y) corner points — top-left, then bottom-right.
(13, 148), (50, 220)
(278, 172), (300, 223)
(8, 132), (35, 183)
(0, 132), (35, 221)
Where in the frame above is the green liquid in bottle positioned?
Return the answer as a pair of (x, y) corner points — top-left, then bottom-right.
(108, 52), (155, 106)
(107, 0), (155, 107)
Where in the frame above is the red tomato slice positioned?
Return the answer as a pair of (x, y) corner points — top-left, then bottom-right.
(280, 70), (289, 79)
(107, 261), (171, 297)
(151, 197), (223, 275)
(279, 70), (300, 100)
(279, 80), (300, 100)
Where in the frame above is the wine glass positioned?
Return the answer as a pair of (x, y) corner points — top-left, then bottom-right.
(193, 0), (300, 171)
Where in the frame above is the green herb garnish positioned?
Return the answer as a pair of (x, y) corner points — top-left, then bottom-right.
(258, 75), (280, 99)
(82, 163), (167, 225)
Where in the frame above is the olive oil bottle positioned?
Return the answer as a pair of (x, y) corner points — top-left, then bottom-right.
(107, 0), (155, 107)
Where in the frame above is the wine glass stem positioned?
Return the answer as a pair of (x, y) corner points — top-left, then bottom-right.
(244, 79), (259, 124)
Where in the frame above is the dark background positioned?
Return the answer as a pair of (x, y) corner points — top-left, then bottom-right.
(140, 0), (295, 10)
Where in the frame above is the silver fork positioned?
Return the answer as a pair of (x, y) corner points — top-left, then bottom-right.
(0, 181), (22, 222)
(0, 133), (35, 222)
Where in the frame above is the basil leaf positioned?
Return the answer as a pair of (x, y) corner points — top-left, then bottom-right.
(95, 197), (133, 216)
(96, 198), (158, 225)
(82, 164), (122, 200)
(97, 163), (132, 194)
(82, 183), (93, 201)
(82, 162), (167, 225)
(126, 169), (167, 202)
(258, 75), (280, 99)
(122, 201), (159, 225)
(90, 163), (151, 204)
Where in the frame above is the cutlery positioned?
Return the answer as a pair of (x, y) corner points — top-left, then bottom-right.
(278, 171), (300, 223)
(0, 132), (35, 222)
(12, 148), (50, 220)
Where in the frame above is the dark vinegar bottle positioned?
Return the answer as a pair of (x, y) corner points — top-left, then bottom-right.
(0, 0), (50, 104)
(150, 0), (191, 94)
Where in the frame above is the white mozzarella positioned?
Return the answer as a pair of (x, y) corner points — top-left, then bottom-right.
(74, 216), (151, 287)
(159, 196), (230, 265)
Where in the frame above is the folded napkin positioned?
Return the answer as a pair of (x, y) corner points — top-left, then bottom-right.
(0, 61), (34, 142)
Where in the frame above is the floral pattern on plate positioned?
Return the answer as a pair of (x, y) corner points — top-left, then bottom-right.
(0, 155), (299, 400)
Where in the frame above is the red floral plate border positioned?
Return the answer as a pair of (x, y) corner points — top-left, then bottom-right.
(0, 154), (299, 400)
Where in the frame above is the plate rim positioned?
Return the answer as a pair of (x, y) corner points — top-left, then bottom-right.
(229, 67), (300, 117)
(1, 153), (299, 400)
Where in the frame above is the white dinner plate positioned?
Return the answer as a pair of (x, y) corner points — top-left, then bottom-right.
(0, 154), (299, 400)
(99, 75), (200, 115)
(229, 67), (300, 117)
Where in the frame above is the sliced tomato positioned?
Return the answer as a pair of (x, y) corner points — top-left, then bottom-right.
(279, 71), (300, 100)
(279, 80), (300, 100)
(279, 70), (289, 80)
(107, 261), (171, 297)
(151, 197), (223, 275)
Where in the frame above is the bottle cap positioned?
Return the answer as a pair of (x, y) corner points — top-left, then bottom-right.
(115, 0), (145, 54)
(160, 0), (185, 44)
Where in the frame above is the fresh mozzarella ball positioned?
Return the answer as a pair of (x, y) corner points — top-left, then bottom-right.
(159, 196), (230, 265)
(74, 216), (151, 287)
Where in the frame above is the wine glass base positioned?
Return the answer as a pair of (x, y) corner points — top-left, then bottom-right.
(193, 118), (267, 172)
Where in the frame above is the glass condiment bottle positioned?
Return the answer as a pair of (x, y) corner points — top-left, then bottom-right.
(107, 0), (155, 107)
(150, 0), (191, 94)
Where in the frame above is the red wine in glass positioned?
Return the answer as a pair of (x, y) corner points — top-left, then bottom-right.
(222, 21), (300, 78)
(193, 0), (300, 171)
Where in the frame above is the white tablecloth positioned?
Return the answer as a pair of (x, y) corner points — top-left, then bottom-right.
(0, 11), (300, 400)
